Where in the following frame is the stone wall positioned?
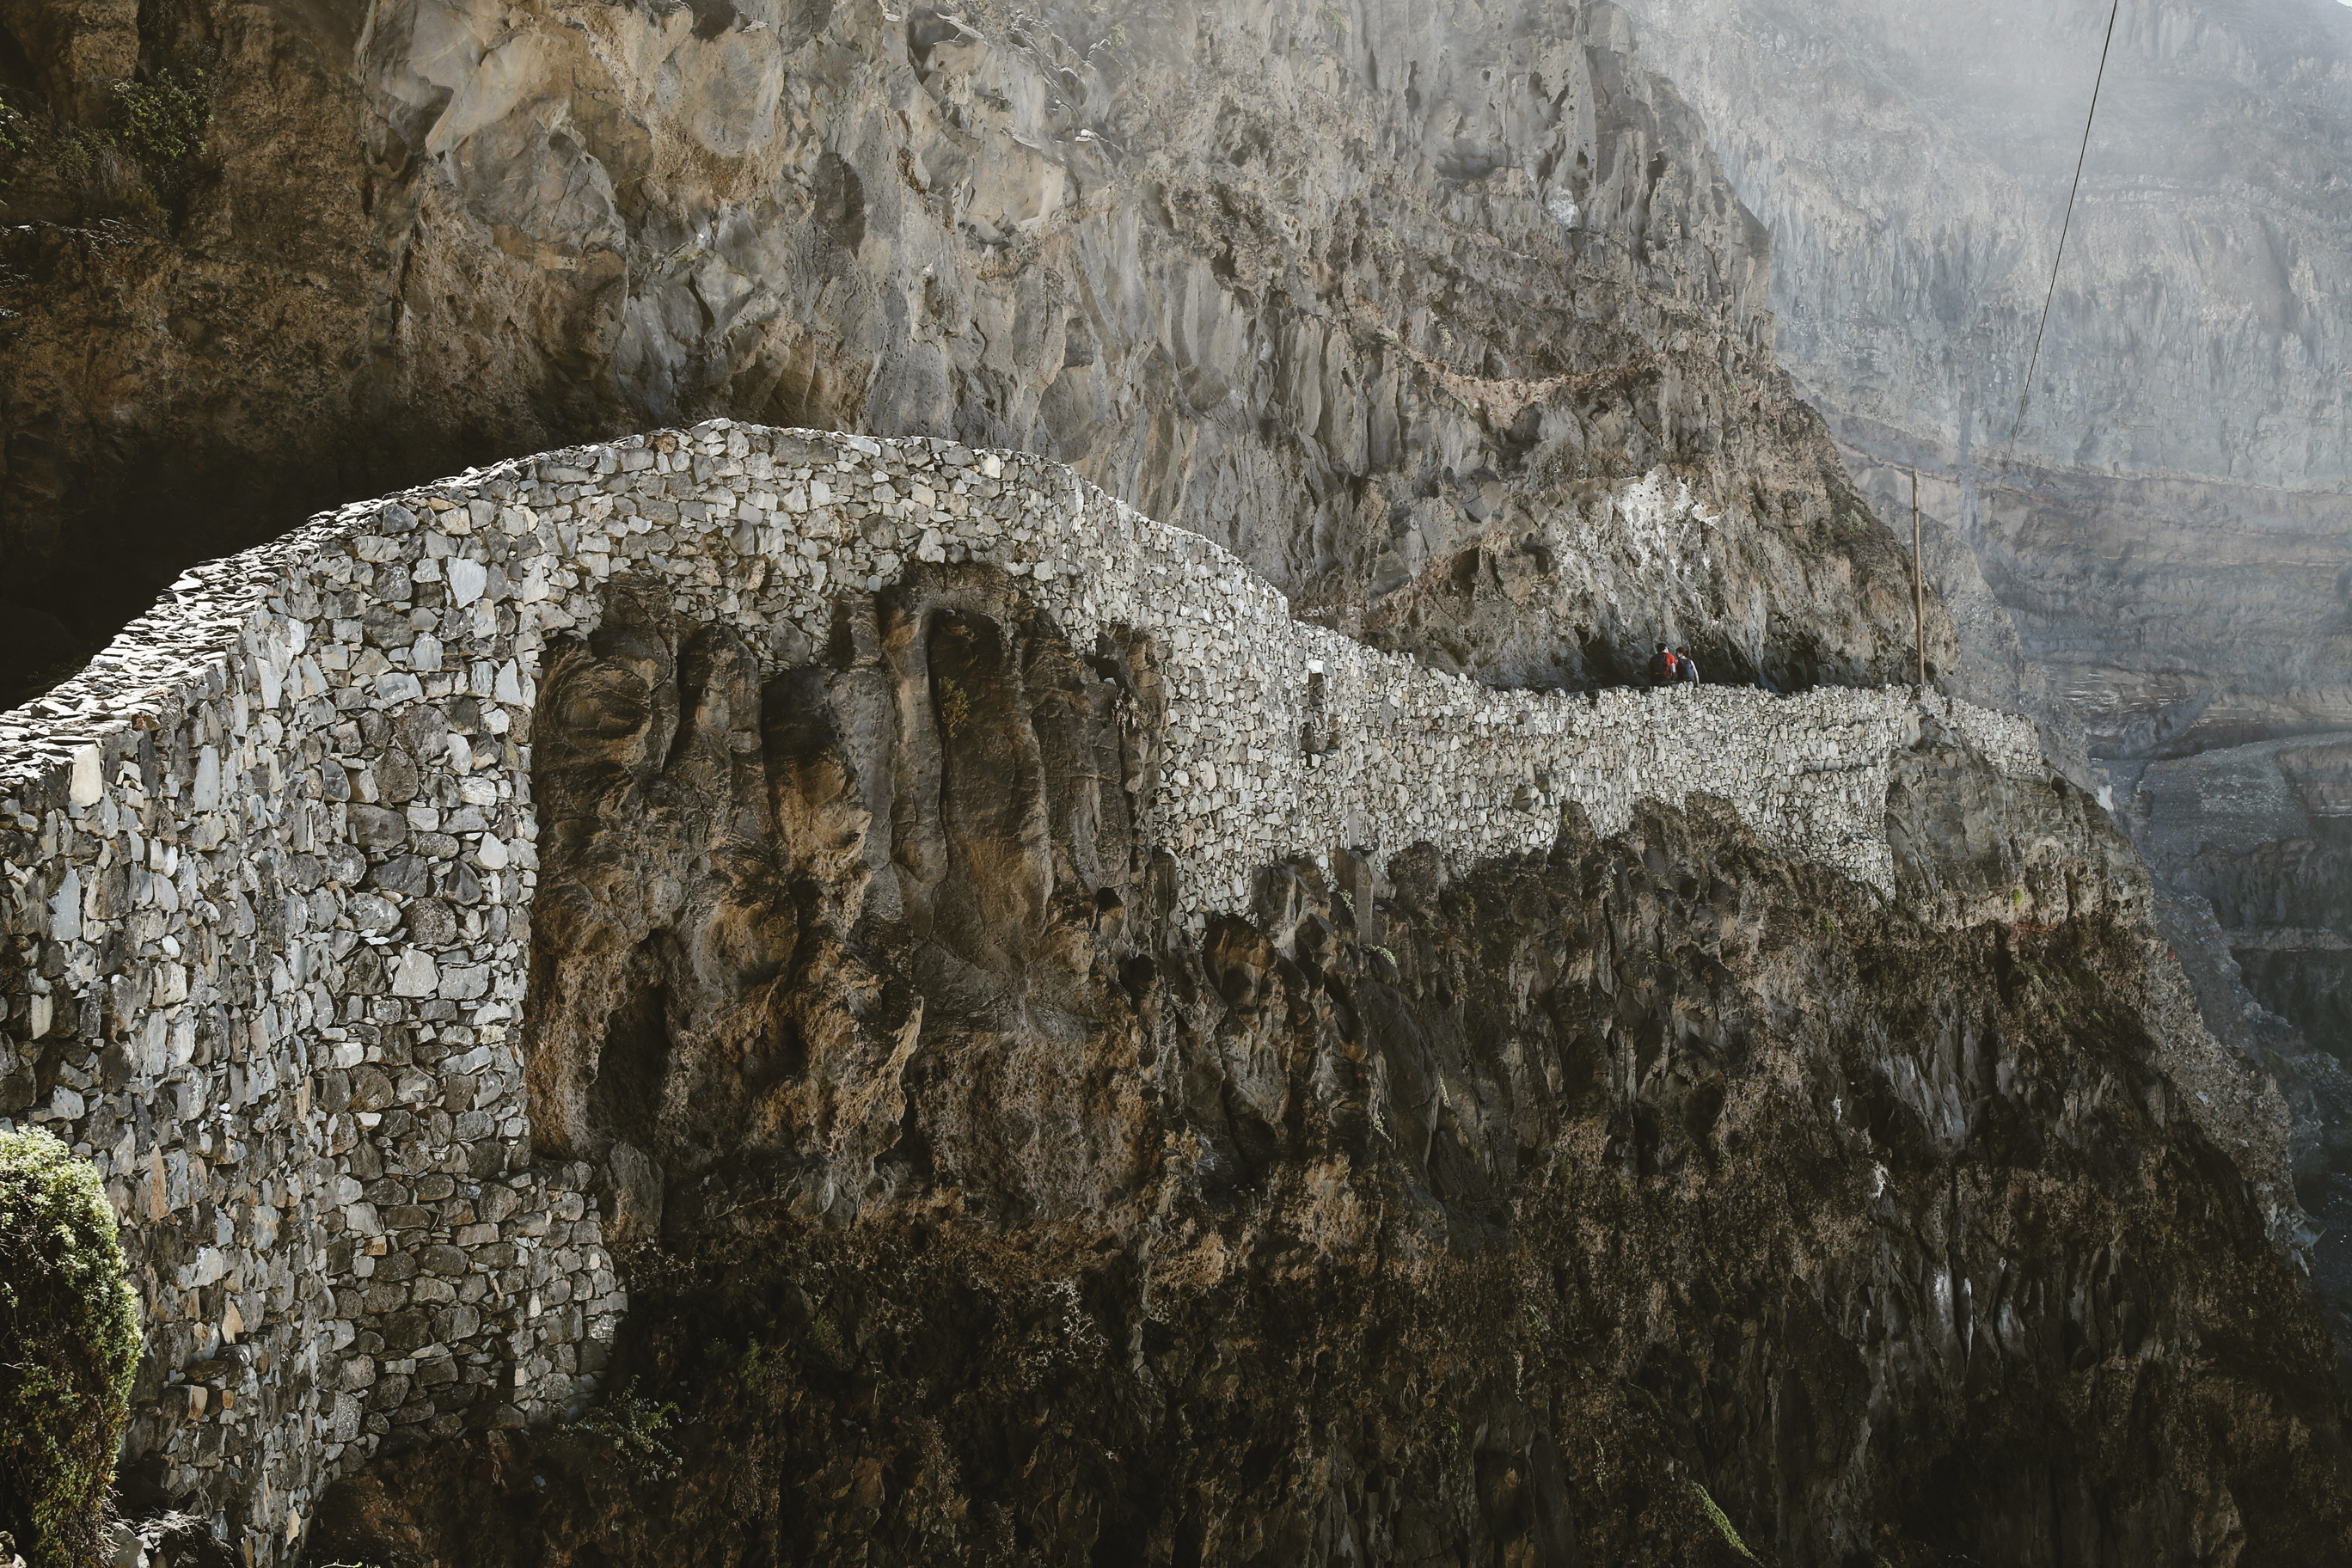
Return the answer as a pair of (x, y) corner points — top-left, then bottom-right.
(0, 421), (2050, 1559)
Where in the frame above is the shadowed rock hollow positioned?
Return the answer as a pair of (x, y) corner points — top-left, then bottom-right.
(303, 573), (2352, 1567)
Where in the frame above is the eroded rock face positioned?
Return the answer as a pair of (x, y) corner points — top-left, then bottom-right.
(520, 569), (1169, 1236)
(1614, 0), (2352, 496)
(2, 0), (1936, 705)
(303, 574), (2352, 1566)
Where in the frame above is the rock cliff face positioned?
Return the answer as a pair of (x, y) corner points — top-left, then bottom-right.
(2, 0), (1933, 707)
(1606, 0), (2352, 1368)
(2125, 733), (2352, 1359)
(297, 573), (2352, 1566)
(1614, 0), (2352, 492)
(6, 0), (2350, 1559)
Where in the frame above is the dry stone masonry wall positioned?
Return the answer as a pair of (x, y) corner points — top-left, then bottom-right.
(0, 422), (2047, 1558)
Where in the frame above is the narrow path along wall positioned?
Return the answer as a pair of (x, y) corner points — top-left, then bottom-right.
(0, 422), (2060, 1559)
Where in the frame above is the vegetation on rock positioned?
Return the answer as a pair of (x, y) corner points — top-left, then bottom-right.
(573, 1383), (681, 1485)
(0, 93), (29, 167)
(108, 72), (211, 168)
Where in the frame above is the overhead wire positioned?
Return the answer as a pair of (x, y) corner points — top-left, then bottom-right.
(2007, 0), (2124, 450)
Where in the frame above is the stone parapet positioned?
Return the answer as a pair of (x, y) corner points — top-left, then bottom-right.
(0, 420), (2046, 1558)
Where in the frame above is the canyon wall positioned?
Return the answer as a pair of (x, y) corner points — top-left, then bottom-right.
(1616, 0), (2352, 492)
(1608, 0), (2352, 1362)
(0, 421), (2136, 1562)
(1, 0), (1927, 712)
(1, 0), (2348, 1557)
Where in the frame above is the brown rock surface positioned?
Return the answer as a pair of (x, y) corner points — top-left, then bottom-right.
(297, 574), (2352, 1565)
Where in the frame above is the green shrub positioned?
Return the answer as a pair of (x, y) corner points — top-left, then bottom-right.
(0, 1129), (141, 1568)
(111, 71), (210, 165)
(0, 93), (30, 162)
(574, 1381), (680, 1484)
(51, 128), (101, 183)
(700, 1335), (766, 1396)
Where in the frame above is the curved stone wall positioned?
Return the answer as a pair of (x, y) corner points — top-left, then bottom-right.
(0, 421), (2050, 1559)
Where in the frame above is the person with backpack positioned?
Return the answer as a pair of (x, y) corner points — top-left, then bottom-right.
(1675, 647), (1700, 684)
(1648, 643), (1676, 685)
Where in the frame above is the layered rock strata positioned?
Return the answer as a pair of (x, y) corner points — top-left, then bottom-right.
(0, 420), (2116, 1561)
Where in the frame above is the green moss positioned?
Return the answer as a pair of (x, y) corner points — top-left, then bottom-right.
(1691, 1480), (1761, 1562)
(935, 676), (972, 737)
(0, 1129), (141, 1568)
(802, 1310), (850, 1369)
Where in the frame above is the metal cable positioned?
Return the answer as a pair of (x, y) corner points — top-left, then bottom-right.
(2009, 0), (2124, 448)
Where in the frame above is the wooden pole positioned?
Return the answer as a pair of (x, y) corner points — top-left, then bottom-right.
(1911, 468), (1926, 689)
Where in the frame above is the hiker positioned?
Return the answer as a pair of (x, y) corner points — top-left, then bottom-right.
(1675, 647), (1700, 685)
(1647, 642), (1676, 685)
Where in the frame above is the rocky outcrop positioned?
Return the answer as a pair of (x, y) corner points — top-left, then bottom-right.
(1, 0), (1931, 708)
(3, 417), (2342, 1562)
(304, 574), (2352, 1566)
(2153, 885), (2352, 1372)
(0, 418), (2058, 1561)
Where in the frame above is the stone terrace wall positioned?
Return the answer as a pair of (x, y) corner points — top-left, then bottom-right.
(0, 420), (2049, 1559)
